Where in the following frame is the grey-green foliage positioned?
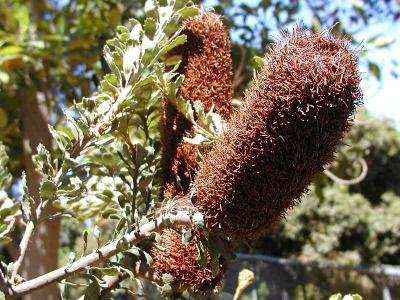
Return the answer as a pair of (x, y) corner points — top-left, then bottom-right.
(38, 0), (200, 225)
(8, 0), (201, 297)
(0, 141), (18, 245)
(0, 141), (11, 191)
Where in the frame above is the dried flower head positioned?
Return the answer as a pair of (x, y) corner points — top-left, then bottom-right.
(161, 11), (233, 199)
(194, 28), (362, 239)
(151, 229), (225, 293)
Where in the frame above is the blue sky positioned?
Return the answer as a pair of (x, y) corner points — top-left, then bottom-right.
(358, 22), (400, 127)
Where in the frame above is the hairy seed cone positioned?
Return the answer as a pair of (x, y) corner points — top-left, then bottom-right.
(194, 29), (362, 239)
(151, 229), (225, 293)
(161, 11), (233, 199)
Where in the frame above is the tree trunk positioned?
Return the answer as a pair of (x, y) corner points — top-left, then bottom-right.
(21, 90), (60, 300)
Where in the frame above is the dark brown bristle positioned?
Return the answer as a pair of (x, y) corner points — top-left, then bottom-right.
(160, 11), (233, 199)
(194, 28), (362, 239)
(151, 229), (225, 292)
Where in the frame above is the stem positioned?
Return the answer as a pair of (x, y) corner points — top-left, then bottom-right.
(5, 211), (192, 299)
(10, 221), (34, 283)
(10, 193), (50, 283)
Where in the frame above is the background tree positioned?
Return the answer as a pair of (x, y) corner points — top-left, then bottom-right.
(247, 109), (400, 298)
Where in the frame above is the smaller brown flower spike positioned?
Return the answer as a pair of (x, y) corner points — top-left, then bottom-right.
(151, 229), (225, 293)
(194, 29), (362, 239)
(161, 11), (233, 199)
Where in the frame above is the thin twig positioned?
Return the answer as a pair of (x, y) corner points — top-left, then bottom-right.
(5, 211), (192, 299)
(10, 221), (35, 283)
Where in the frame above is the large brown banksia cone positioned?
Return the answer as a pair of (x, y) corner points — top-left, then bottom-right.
(161, 11), (233, 199)
(194, 29), (362, 239)
(151, 229), (225, 293)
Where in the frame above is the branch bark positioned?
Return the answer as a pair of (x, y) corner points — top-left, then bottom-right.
(5, 211), (192, 299)
(10, 222), (34, 282)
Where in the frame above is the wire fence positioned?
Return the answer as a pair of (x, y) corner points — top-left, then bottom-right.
(221, 254), (400, 300)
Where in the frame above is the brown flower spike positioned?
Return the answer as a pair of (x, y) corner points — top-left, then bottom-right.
(153, 11), (232, 293)
(151, 229), (225, 293)
(194, 29), (362, 239)
(160, 11), (233, 199)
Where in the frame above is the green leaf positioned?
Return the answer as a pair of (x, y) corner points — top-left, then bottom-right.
(0, 141), (12, 190)
(21, 173), (33, 223)
(195, 239), (206, 269)
(251, 56), (264, 72)
(115, 264), (136, 280)
(368, 36), (394, 48)
(0, 236), (12, 245)
(176, 6), (199, 18)
(114, 217), (127, 236)
(14, 3), (30, 35)
(101, 208), (120, 219)
(27, 40), (45, 49)
(0, 46), (23, 56)
(0, 71), (10, 84)
(33, 144), (53, 176)
(0, 217), (15, 238)
(0, 205), (18, 223)
(125, 247), (140, 257)
(160, 283), (172, 296)
(40, 179), (57, 200)
(192, 212), (204, 228)
(101, 74), (119, 95)
(368, 62), (381, 80)
(142, 250), (153, 267)
(117, 238), (130, 252)
(91, 267), (119, 276)
(0, 108), (8, 129)
(103, 45), (121, 81)
(161, 273), (174, 285)
(129, 23), (143, 42)
(210, 255), (219, 277)
(84, 281), (100, 300)
(83, 230), (88, 254)
(161, 34), (187, 54)
(123, 45), (141, 81)
(182, 229), (194, 245)
(143, 18), (157, 38)
(48, 126), (68, 152)
(144, 0), (158, 18)
(183, 134), (210, 145)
